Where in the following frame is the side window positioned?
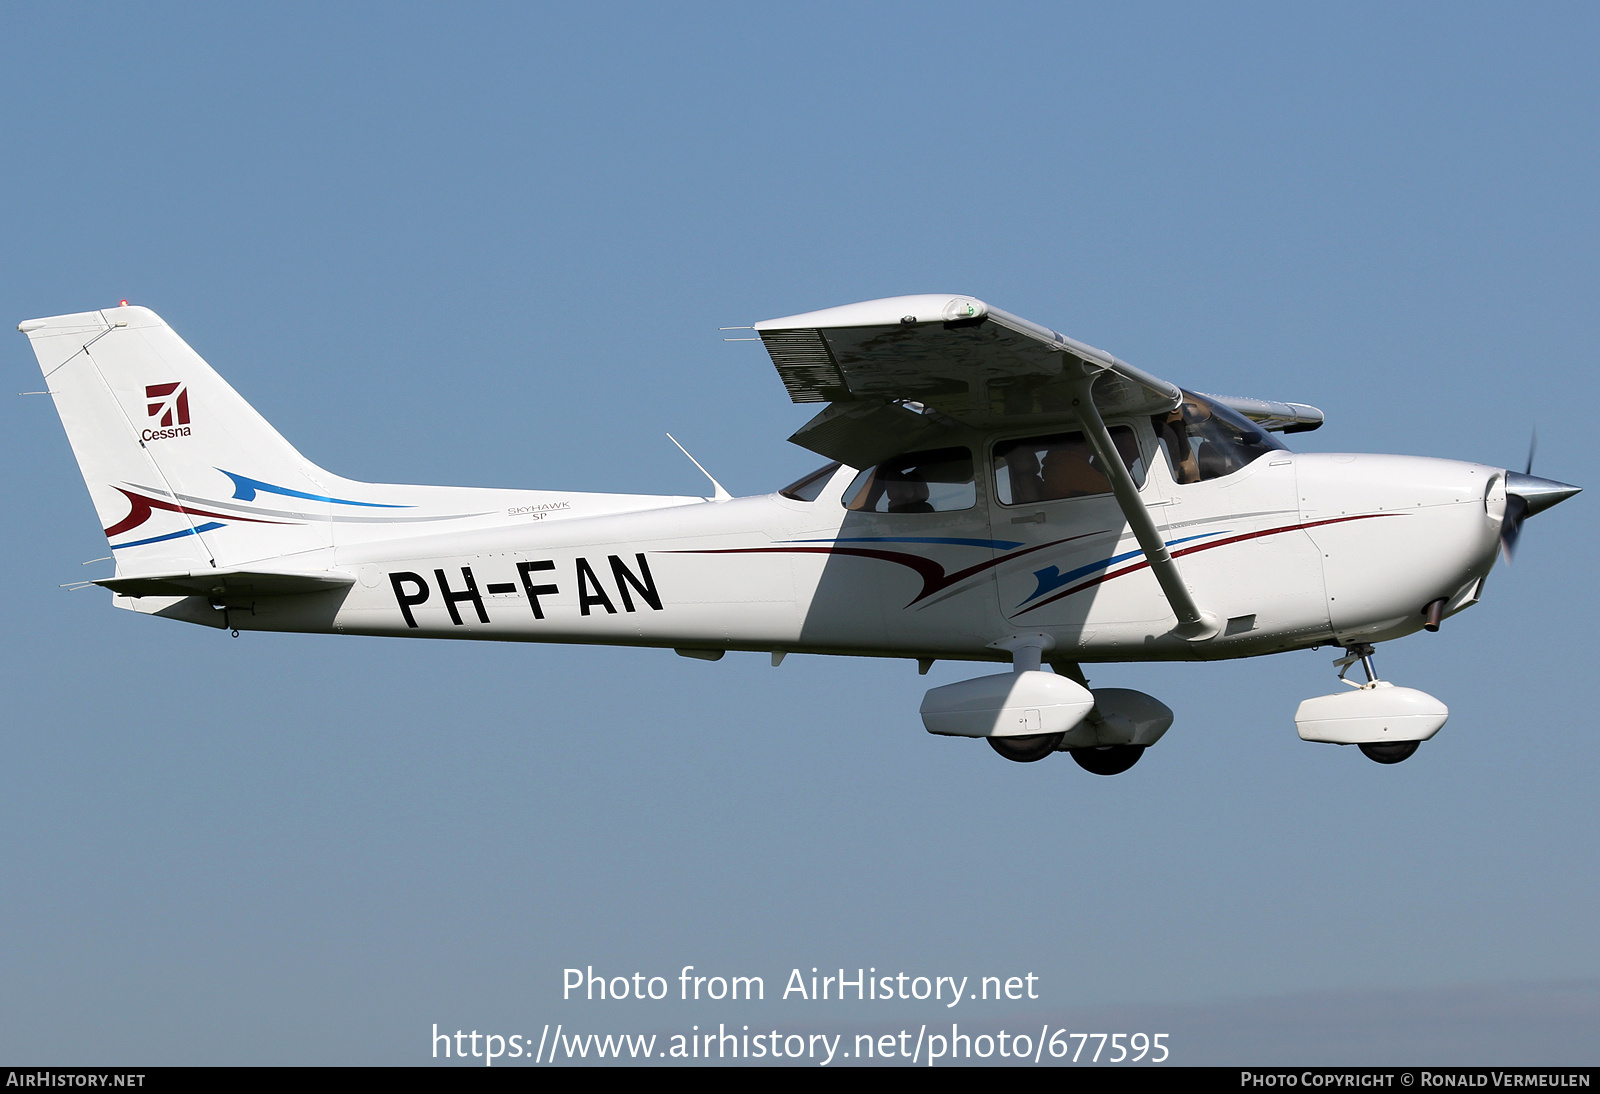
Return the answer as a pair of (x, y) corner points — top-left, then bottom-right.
(843, 447), (975, 513)
(992, 427), (1145, 505)
(778, 461), (842, 501)
(1152, 391), (1287, 484)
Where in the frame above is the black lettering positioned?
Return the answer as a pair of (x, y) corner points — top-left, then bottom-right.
(434, 566), (489, 626)
(389, 571), (430, 628)
(575, 557), (616, 615)
(485, 582), (516, 595)
(516, 560), (560, 619)
(609, 553), (662, 612)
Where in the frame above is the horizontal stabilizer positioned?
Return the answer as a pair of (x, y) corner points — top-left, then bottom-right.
(96, 568), (355, 598)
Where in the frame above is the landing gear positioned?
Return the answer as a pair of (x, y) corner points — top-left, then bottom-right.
(987, 733), (1065, 763)
(1335, 643), (1379, 687)
(1340, 644), (1422, 765)
(957, 657), (1168, 772)
(1069, 744), (1146, 776)
(1358, 741), (1419, 764)
(1294, 642), (1446, 763)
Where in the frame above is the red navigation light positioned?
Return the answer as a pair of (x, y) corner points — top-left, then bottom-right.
(119, 299), (129, 307)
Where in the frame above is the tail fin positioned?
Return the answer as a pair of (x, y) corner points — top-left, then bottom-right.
(21, 305), (354, 571)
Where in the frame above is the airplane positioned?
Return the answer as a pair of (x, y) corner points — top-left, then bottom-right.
(20, 296), (1579, 774)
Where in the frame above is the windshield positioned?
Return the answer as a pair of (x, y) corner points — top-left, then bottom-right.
(1152, 391), (1287, 484)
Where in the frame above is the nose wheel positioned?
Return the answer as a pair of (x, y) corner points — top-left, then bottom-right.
(1358, 741), (1420, 764)
(1312, 639), (1440, 767)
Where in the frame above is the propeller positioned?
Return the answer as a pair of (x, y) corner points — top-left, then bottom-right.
(1501, 430), (1580, 562)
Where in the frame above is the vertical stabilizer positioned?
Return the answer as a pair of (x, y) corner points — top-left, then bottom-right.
(21, 305), (345, 571)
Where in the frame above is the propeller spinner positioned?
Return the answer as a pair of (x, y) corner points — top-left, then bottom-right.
(1501, 471), (1581, 560)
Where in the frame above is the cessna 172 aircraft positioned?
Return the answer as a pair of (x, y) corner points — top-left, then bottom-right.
(21, 296), (1578, 774)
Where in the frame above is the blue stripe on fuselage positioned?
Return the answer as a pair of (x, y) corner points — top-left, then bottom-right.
(1022, 531), (1226, 604)
(220, 470), (412, 508)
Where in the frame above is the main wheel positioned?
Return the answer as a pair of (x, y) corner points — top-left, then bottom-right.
(987, 733), (1065, 763)
(1359, 740), (1419, 764)
(1070, 744), (1145, 776)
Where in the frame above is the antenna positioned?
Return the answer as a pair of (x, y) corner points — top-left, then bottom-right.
(666, 433), (732, 502)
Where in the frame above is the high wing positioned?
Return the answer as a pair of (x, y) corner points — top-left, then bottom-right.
(753, 294), (1325, 643)
(1196, 393), (1323, 435)
(752, 294), (1320, 467)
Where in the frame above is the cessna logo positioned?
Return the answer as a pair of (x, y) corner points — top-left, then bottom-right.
(142, 382), (192, 441)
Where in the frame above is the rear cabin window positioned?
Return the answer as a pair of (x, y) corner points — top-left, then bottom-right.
(843, 447), (975, 513)
(778, 462), (842, 501)
(992, 427), (1145, 505)
(1152, 391), (1286, 484)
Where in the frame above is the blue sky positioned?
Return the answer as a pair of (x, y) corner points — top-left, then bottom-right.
(1, 2), (1595, 1064)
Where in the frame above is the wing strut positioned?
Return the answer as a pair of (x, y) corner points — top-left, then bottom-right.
(1071, 369), (1220, 642)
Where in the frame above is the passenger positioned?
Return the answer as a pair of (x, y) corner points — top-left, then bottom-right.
(1006, 447), (1045, 504)
(1040, 443), (1107, 499)
(885, 476), (934, 514)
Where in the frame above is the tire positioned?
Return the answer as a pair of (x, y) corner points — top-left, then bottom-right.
(1069, 744), (1146, 776)
(1358, 740), (1419, 764)
(987, 733), (1065, 763)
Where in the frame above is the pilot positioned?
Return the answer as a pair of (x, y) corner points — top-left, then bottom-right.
(1157, 407), (1201, 484)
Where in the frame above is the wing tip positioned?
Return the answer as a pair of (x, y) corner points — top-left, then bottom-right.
(754, 294), (985, 331)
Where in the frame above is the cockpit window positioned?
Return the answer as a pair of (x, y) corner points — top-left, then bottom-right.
(1152, 391), (1287, 485)
(843, 447), (975, 513)
(778, 461), (842, 501)
(992, 427), (1145, 505)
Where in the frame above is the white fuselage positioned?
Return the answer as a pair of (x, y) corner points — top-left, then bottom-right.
(144, 435), (1506, 667)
